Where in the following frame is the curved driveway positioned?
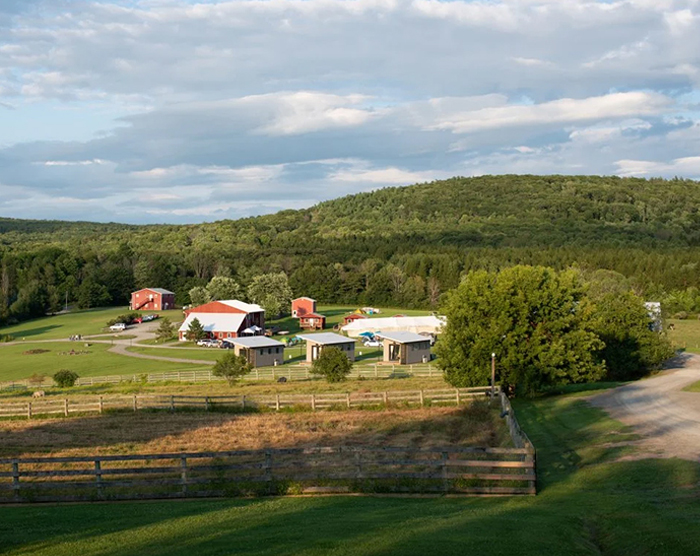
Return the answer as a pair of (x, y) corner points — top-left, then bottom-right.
(590, 354), (700, 461)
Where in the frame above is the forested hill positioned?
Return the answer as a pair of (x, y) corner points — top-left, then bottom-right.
(2, 175), (700, 325)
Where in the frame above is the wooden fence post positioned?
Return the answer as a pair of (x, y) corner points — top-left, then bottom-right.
(95, 460), (104, 499)
(242, 395), (246, 410)
(355, 451), (363, 479)
(455, 388), (461, 405)
(441, 451), (450, 492)
(346, 393), (351, 409)
(383, 391), (388, 408)
(419, 390), (424, 407)
(26, 402), (32, 420)
(170, 395), (175, 412)
(180, 457), (188, 496)
(11, 461), (20, 501)
(205, 396), (210, 412)
(98, 396), (103, 414)
(311, 394), (316, 412)
(132, 395), (137, 412)
(64, 399), (69, 417)
(264, 450), (273, 484)
(275, 394), (280, 411)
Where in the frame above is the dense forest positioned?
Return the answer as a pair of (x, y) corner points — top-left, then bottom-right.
(2, 174), (700, 326)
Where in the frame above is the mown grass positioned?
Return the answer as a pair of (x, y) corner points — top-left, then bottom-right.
(684, 380), (700, 392)
(0, 342), (209, 382)
(667, 318), (700, 354)
(1, 388), (699, 555)
(0, 307), (183, 341)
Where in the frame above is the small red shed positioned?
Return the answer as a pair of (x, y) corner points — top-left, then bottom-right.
(130, 288), (175, 311)
(299, 313), (326, 330)
(292, 297), (317, 318)
(342, 313), (367, 326)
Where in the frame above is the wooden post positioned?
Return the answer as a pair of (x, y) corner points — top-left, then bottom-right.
(132, 395), (137, 412)
(27, 402), (32, 420)
(355, 451), (363, 479)
(441, 451), (450, 493)
(64, 398), (69, 417)
(180, 457), (188, 496)
(383, 391), (388, 408)
(346, 393), (351, 409)
(311, 394), (316, 412)
(170, 395), (175, 412)
(455, 388), (461, 405)
(491, 353), (496, 398)
(255, 368), (260, 380)
(264, 450), (273, 483)
(419, 389), (424, 407)
(275, 394), (280, 411)
(95, 460), (104, 499)
(11, 461), (20, 501)
(98, 396), (104, 414)
(242, 395), (246, 410)
(205, 396), (210, 412)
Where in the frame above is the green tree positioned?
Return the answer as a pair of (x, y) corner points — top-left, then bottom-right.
(53, 369), (79, 388)
(155, 317), (175, 343)
(188, 286), (211, 307)
(310, 346), (353, 383)
(589, 292), (675, 380)
(247, 272), (293, 317)
(213, 351), (253, 385)
(436, 266), (605, 396)
(186, 317), (206, 341)
(206, 276), (242, 301)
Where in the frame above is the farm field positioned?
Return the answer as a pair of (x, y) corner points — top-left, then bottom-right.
(0, 342), (208, 382)
(0, 307), (183, 341)
(0, 402), (508, 458)
(1, 388), (698, 555)
(667, 318), (700, 353)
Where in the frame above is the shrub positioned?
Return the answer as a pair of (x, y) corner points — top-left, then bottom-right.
(673, 311), (689, 320)
(213, 352), (252, 384)
(53, 369), (79, 388)
(106, 312), (141, 326)
(311, 347), (353, 383)
(0, 334), (14, 343)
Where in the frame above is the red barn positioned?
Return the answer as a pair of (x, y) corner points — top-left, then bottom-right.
(292, 297), (316, 318)
(130, 288), (175, 311)
(178, 300), (265, 341)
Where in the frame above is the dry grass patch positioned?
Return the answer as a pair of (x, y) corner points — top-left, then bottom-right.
(0, 402), (510, 459)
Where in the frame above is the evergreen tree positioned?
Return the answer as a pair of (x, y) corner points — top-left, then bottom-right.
(155, 317), (175, 342)
(186, 317), (206, 341)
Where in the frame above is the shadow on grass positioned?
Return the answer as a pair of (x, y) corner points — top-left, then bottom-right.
(0, 325), (62, 339)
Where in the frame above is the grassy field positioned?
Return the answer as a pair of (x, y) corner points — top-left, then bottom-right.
(684, 380), (700, 392)
(0, 402), (508, 458)
(0, 342), (208, 382)
(667, 318), (700, 353)
(0, 307), (183, 341)
(1, 388), (698, 555)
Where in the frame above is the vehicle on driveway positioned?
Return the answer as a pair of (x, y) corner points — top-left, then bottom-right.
(109, 323), (127, 332)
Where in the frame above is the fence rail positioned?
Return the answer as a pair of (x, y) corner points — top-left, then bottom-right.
(0, 442), (536, 503)
(0, 387), (494, 420)
(0, 363), (441, 391)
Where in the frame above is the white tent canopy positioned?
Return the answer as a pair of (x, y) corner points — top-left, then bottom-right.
(341, 316), (445, 338)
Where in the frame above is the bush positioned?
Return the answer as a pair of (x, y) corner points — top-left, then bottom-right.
(213, 352), (252, 384)
(0, 334), (14, 343)
(673, 311), (689, 320)
(106, 312), (141, 326)
(53, 369), (79, 388)
(310, 347), (353, 383)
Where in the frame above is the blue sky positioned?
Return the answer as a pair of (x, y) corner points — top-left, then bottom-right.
(1, 0), (700, 224)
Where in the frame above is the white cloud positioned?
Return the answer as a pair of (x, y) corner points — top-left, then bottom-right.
(615, 156), (700, 177)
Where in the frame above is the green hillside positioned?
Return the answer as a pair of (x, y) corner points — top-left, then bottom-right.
(2, 175), (700, 328)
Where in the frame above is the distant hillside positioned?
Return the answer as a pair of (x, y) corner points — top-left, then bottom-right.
(2, 175), (700, 326)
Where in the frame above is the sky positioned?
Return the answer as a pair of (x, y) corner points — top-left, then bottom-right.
(1, 0), (700, 224)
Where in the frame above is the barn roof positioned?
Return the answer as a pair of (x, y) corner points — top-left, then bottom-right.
(218, 300), (264, 313)
(134, 288), (174, 295)
(178, 312), (246, 333)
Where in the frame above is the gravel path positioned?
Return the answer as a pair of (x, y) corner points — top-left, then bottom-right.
(590, 354), (700, 461)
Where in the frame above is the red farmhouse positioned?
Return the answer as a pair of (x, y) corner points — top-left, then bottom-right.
(291, 297), (316, 318)
(130, 288), (175, 311)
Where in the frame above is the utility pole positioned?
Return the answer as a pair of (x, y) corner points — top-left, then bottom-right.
(491, 352), (496, 398)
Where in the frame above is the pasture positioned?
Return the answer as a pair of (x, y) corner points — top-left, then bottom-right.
(1, 388), (698, 555)
(667, 318), (700, 353)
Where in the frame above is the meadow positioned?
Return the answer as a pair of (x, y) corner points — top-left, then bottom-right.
(667, 317), (700, 353)
(1, 388), (698, 555)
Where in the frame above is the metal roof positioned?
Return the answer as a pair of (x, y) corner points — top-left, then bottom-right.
(135, 288), (174, 295)
(222, 337), (285, 348)
(178, 312), (246, 333)
(375, 331), (429, 344)
(297, 332), (354, 345)
(218, 300), (264, 313)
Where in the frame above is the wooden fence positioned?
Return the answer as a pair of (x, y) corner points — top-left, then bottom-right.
(0, 363), (441, 391)
(0, 444), (536, 503)
(0, 387), (493, 420)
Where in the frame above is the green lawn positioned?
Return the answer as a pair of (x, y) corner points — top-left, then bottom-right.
(684, 380), (700, 392)
(0, 307), (183, 341)
(0, 342), (208, 382)
(667, 318), (700, 353)
(1, 388), (699, 555)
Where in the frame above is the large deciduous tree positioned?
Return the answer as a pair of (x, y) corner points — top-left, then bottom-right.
(436, 266), (605, 396)
(310, 347), (353, 383)
(247, 272), (293, 317)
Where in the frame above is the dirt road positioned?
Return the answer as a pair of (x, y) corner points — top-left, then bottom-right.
(591, 354), (700, 461)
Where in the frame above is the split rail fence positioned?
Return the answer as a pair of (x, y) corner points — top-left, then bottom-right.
(0, 442), (536, 503)
(0, 363), (441, 391)
(0, 387), (493, 420)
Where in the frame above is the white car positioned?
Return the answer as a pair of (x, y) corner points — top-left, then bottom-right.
(109, 323), (127, 332)
(363, 339), (382, 348)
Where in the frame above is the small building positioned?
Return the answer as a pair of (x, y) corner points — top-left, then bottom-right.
(178, 300), (265, 341)
(130, 288), (175, 311)
(298, 332), (356, 363)
(342, 313), (367, 326)
(184, 300), (265, 330)
(341, 315), (446, 338)
(299, 313), (326, 330)
(292, 297), (316, 318)
(222, 337), (285, 367)
(376, 332), (432, 365)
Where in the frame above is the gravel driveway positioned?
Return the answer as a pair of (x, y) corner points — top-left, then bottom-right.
(590, 354), (700, 461)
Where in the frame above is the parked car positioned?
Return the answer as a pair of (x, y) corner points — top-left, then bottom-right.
(363, 339), (382, 348)
(109, 323), (127, 332)
(141, 314), (159, 322)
